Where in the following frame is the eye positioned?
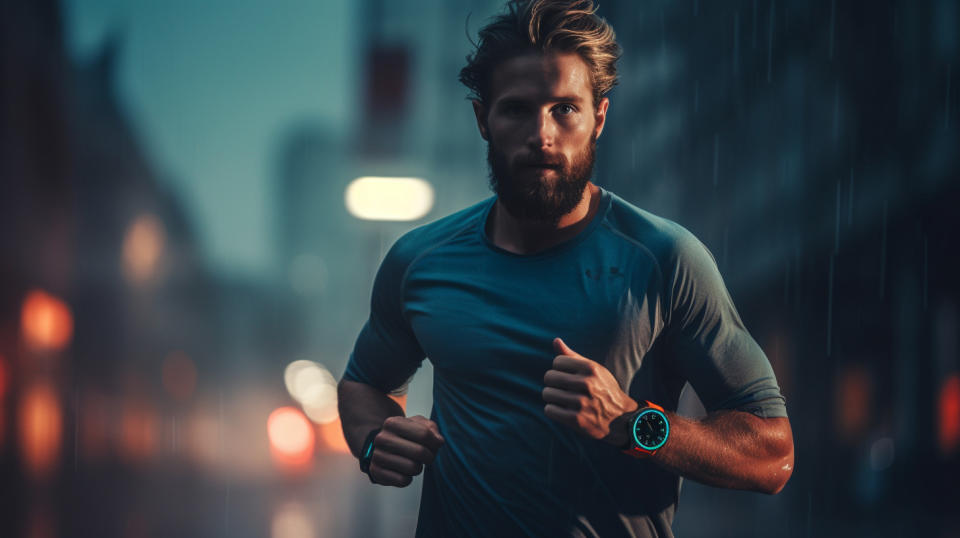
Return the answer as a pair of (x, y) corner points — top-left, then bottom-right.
(502, 103), (528, 116)
(554, 103), (577, 115)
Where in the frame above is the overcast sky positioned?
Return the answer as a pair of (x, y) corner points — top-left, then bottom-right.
(63, 0), (358, 278)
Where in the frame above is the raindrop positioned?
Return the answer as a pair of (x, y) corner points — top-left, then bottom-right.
(783, 258), (790, 305)
(827, 255), (835, 356)
(880, 201), (888, 299)
(659, 9), (666, 58)
(833, 82), (840, 143)
(694, 79), (700, 113)
(767, 0), (775, 83)
(74, 385), (79, 471)
(923, 235), (929, 311)
(828, 0), (836, 60)
(834, 180), (841, 254)
(693, 0), (699, 17)
(946, 64), (952, 130)
(752, 0), (758, 49)
(733, 12), (740, 75)
(722, 226), (729, 273)
(847, 168), (854, 226)
(713, 133), (720, 187)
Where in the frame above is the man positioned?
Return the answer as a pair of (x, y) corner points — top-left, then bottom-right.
(338, 1), (794, 536)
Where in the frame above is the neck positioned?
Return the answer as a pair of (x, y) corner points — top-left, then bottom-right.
(487, 182), (601, 255)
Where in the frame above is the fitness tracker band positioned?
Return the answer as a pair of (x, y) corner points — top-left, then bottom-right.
(621, 400), (669, 459)
(359, 427), (381, 483)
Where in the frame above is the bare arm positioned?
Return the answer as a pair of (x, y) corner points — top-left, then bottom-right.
(338, 378), (445, 487)
(649, 411), (793, 494)
(337, 378), (405, 458)
(543, 338), (794, 495)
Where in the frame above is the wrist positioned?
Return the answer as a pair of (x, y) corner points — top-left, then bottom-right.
(358, 427), (381, 482)
(603, 398), (639, 448)
(621, 401), (670, 459)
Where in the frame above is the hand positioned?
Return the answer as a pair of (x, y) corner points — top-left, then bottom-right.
(542, 338), (638, 447)
(369, 415), (445, 487)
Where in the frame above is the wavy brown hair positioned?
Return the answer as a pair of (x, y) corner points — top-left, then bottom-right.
(459, 0), (621, 108)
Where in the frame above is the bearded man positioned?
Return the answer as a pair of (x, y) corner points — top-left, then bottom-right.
(338, 1), (794, 536)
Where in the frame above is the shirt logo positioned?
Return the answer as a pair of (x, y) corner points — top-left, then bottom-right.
(585, 266), (624, 281)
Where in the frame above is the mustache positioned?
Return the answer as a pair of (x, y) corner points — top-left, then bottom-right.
(515, 154), (566, 168)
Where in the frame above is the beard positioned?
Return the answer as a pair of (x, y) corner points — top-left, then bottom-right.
(487, 134), (596, 225)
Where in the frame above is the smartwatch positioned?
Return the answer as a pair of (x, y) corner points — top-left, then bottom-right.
(621, 401), (669, 458)
(359, 427), (381, 482)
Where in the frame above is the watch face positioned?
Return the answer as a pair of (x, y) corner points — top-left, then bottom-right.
(632, 409), (669, 450)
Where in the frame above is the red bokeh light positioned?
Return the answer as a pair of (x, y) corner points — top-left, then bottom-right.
(939, 374), (960, 456)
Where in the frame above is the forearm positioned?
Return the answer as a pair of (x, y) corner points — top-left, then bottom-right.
(651, 410), (794, 494)
(337, 379), (405, 458)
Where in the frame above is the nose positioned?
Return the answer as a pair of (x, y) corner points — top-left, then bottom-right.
(525, 109), (556, 150)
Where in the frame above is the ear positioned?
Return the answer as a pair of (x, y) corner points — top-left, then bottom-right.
(472, 99), (490, 141)
(593, 97), (610, 140)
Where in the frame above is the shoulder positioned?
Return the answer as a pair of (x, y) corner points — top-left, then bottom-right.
(601, 190), (712, 273)
(383, 196), (492, 270)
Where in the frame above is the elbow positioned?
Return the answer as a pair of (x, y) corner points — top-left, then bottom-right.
(762, 441), (794, 495)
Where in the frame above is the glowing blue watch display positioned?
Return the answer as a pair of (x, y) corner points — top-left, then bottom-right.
(630, 406), (669, 452)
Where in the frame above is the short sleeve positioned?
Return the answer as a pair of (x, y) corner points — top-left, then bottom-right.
(342, 238), (426, 395)
(665, 232), (787, 418)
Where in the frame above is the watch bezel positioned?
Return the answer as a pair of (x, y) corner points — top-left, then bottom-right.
(631, 408), (669, 451)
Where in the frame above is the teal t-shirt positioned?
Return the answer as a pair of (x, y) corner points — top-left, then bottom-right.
(343, 187), (787, 538)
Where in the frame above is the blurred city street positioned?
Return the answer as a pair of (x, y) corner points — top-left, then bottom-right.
(2, 0), (959, 536)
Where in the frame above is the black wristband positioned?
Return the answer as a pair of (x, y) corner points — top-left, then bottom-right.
(358, 427), (381, 483)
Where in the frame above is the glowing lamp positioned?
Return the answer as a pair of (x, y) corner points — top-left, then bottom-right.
(283, 360), (339, 424)
(345, 177), (434, 221)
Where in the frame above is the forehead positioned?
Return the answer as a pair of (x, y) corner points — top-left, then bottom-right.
(488, 51), (593, 104)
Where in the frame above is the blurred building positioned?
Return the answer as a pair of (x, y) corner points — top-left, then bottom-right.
(1, 0), (219, 535)
(597, 1), (960, 535)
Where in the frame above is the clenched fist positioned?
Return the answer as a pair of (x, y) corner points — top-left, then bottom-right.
(542, 337), (639, 447)
(369, 415), (445, 487)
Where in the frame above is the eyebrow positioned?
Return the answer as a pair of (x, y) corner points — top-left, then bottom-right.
(496, 95), (586, 106)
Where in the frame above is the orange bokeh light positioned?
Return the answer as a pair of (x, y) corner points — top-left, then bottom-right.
(162, 351), (197, 402)
(0, 355), (6, 449)
(939, 374), (960, 456)
(18, 382), (62, 480)
(267, 407), (315, 469)
(120, 400), (158, 464)
(835, 364), (872, 443)
(0, 354), (8, 398)
(21, 290), (73, 352)
(122, 214), (166, 284)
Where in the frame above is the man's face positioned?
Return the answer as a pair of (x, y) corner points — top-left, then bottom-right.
(474, 51), (609, 224)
